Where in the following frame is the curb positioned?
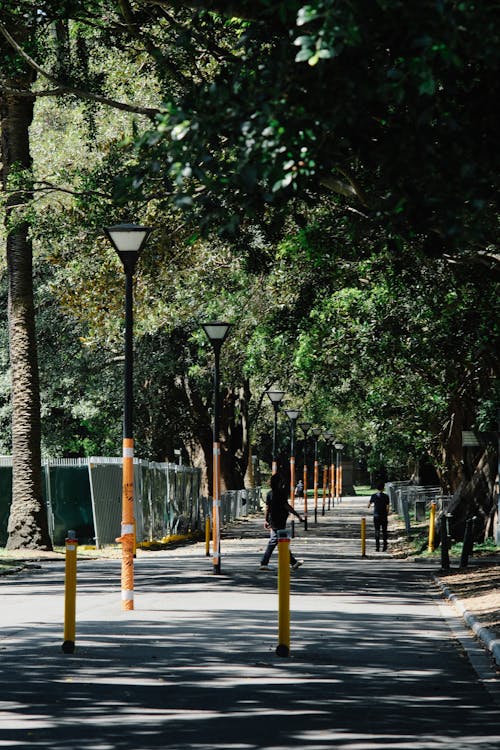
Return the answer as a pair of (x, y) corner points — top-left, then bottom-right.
(434, 576), (500, 668)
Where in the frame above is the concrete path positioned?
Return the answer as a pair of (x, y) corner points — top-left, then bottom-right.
(1, 496), (499, 749)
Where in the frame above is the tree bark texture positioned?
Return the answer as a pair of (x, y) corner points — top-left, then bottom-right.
(1, 86), (52, 549)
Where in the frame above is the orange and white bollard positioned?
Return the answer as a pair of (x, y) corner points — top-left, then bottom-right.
(62, 530), (78, 654)
(118, 437), (135, 610)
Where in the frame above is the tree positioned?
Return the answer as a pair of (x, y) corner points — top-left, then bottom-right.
(130, 1), (499, 274)
(1, 1), (498, 548)
(0, 7), (52, 549)
(0, 0), (164, 548)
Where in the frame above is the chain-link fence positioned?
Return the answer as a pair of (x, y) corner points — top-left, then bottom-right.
(1, 456), (262, 548)
(0, 456), (201, 547)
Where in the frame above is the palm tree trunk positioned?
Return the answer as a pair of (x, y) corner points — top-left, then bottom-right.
(1, 88), (52, 550)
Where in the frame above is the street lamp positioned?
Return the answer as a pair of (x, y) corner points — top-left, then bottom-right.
(335, 442), (344, 503)
(104, 221), (151, 611)
(202, 321), (232, 575)
(311, 427), (322, 523)
(299, 421), (311, 530)
(323, 431), (335, 512)
(284, 408), (301, 538)
(266, 389), (285, 474)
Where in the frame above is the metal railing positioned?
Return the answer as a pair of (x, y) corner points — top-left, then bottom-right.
(201, 487), (262, 526)
(386, 482), (451, 535)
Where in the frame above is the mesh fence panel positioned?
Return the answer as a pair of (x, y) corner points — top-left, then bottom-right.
(1, 455), (257, 547)
(88, 459), (122, 547)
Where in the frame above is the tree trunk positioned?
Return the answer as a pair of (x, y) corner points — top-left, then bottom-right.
(220, 383), (250, 491)
(447, 444), (497, 543)
(436, 394), (498, 543)
(1, 87), (52, 550)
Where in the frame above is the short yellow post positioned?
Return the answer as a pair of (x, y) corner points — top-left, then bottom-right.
(62, 530), (78, 654)
(205, 515), (211, 557)
(276, 529), (291, 657)
(361, 517), (366, 557)
(428, 502), (436, 552)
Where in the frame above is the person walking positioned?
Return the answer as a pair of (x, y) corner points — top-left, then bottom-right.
(294, 479), (304, 499)
(259, 472), (304, 570)
(368, 481), (390, 551)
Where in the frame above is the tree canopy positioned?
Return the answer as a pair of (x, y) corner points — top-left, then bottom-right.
(0, 0), (498, 547)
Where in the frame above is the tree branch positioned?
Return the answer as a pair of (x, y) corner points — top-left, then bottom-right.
(117, 0), (190, 87)
(0, 22), (161, 118)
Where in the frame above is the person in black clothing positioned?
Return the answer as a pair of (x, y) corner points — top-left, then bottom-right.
(368, 481), (390, 551)
(259, 472), (304, 570)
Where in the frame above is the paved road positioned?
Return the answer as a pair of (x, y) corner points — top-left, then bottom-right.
(1, 497), (499, 749)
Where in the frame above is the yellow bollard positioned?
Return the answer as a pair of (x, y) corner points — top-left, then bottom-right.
(428, 502), (436, 552)
(205, 515), (211, 557)
(276, 530), (291, 657)
(62, 530), (78, 654)
(361, 517), (366, 557)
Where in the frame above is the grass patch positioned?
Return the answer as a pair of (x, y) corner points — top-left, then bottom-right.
(355, 485), (373, 497)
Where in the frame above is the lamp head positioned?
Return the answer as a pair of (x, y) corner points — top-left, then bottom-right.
(201, 322), (233, 348)
(104, 222), (151, 272)
(266, 389), (285, 405)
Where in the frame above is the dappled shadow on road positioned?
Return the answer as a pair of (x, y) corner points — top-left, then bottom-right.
(1, 499), (499, 749)
(1, 551), (500, 750)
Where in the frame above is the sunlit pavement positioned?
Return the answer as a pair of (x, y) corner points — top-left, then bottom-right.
(1, 496), (499, 749)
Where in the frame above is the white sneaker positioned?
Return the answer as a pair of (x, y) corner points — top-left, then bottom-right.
(291, 560), (303, 570)
(259, 564), (269, 571)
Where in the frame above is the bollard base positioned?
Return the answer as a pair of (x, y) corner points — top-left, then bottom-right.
(276, 643), (289, 657)
(61, 640), (75, 654)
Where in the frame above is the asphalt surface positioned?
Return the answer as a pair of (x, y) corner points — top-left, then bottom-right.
(1, 496), (499, 749)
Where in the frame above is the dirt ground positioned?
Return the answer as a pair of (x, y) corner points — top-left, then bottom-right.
(434, 558), (500, 644)
(388, 515), (500, 648)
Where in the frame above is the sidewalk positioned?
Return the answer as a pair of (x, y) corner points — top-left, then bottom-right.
(1, 496), (499, 749)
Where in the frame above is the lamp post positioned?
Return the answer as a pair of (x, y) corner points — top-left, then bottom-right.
(299, 421), (311, 531)
(323, 431), (335, 510)
(335, 442), (344, 503)
(311, 427), (322, 523)
(321, 431), (331, 516)
(323, 431), (335, 515)
(266, 389), (285, 474)
(104, 222), (151, 611)
(284, 408), (301, 538)
(202, 321), (232, 575)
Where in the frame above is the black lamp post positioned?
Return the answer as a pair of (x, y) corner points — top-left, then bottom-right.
(266, 389), (285, 474)
(284, 408), (301, 538)
(104, 222), (151, 611)
(299, 421), (311, 530)
(201, 321), (232, 574)
(311, 427), (322, 523)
